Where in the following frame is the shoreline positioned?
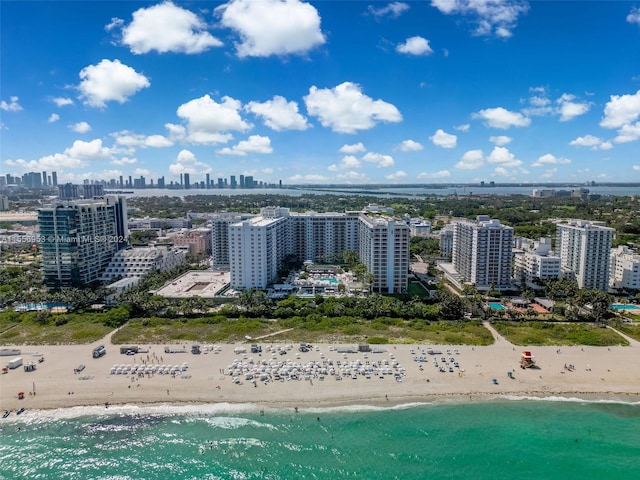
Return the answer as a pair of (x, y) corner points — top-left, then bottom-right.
(2, 331), (640, 414)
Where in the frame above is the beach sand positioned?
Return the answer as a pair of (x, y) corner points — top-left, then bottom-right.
(1, 324), (639, 412)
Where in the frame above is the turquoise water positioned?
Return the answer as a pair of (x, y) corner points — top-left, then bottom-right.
(611, 304), (638, 310)
(319, 277), (339, 284)
(1, 400), (639, 479)
(488, 303), (506, 310)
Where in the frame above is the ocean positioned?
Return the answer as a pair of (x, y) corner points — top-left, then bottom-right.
(1, 399), (639, 479)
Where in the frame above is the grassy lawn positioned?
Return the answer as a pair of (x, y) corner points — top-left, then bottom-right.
(492, 321), (629, 346)
(0, 317), (112, 345)
(407, 281), (430, 298)
(616, 323), (640, 342)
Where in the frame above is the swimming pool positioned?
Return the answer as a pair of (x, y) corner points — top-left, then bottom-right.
(610, 304), (639, 310)
(487, 303), (506, 310)
(319, 277), (339, 284)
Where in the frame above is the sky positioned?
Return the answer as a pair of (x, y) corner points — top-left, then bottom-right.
(2, 0), (640, 186)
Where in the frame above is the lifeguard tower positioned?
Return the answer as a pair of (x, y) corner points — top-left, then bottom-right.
(520, 351), (536, 368)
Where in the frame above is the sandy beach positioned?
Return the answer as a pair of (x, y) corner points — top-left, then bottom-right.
(1, 324), (639, 412)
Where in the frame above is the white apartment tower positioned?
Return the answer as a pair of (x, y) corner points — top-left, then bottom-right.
(513, 237), (561, 287)
(609, 246), (640, 291)
(358, 215), (410, 294)
(556, 220), (615, 291)
(452, 215), (513, 290)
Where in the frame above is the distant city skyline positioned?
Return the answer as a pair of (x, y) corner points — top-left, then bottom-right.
(2, 1), (640, 184)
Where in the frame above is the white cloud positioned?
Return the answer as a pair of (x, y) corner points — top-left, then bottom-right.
(369, 2), (410, 18)
(51, 97), (74, 107)
(134, 168), (151, 176)
(105, 17), (124, 32)
(335, 171), (367, 182)
(556, 93), (591, 121)
(288, 173), (330, 183)
(627, 7), (640, 26)
(492, 166), (512, 177)
(78, 59), (150, 108)
(396, 139), (423, 152)
(217, 0), (325, 58)
(614, 122), (640, 143)
(633, 165), (640, 171)
(455, 149), (484, 170)
(111, 130), (174, 148)
(169, 149), (212, 175)
(119, 1), (222, 54)
(454, 123), (470, 132)
(48, 114), (60, 123)
(5, 154), (87, 172)
(417, 170), (451, 179)
(430, 0), (529, 38)
(532, 153), (571, 167)
(246, 96), (310, 131)
(540, 167), (558, 179)
(216, 135), (273, 156)
(70, 122), (91, 134)
(396, 36), (433, 55)
(362, 152), (394, 168)
(487, 146), (522, 167)
(385, 170), (408, 180)
(112, 157), (137, 165)
(65, 139), (111, 160)
(304, 82), (402, 133)
(0, 96), (22, 112)
(339, 142), (366, 154)
(489, 135), (512, 145)
(176, 94), (251, 144)
(328, 155), (362, 171)
(600, 90), (640, 129)
(569, 134), (612, 150)
(473, 107), (530, 129)
(430, 129), (457, 148)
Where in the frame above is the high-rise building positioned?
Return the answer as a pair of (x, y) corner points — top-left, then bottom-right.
(82, 184), (104, 198)
(610, 246), (640, 291)
(184, 173), (190, 189)
(513, 237), (561, 287)
(119, 175), (124, 188)
(38, 196), (128, 288)
(42, 171), (48, 186)
(244, 175), (254, 188)
(22, 172), (43, 189)
(450, 215), (514, 291)
(230, 176), (237, 189)
(51, 171), (58, 187)
(206, 173), (210, 189)
(556, 220), (615, 291)
(58, 183), (80, 200)
(239, 175), (245, 189)
(217, 178), (224, 189)
(157, 176), (165, 188)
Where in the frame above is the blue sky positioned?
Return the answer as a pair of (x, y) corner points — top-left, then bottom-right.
(2, 0), (640, 186)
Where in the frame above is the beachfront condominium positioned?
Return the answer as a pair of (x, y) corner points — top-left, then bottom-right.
(513, 237), (561, 287)
(358, 215), (410, 294)
(556, 220), (615, 291)
(609, 245), (640, 291)
(451, 215), (514, 291)
(38, 196), (128, 288)
(227, 207), (410, 292)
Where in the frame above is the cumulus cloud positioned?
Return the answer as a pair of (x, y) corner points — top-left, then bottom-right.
(569, 134), (613, 150)
(78, 59), (150, 108)
(0, 96), (22, 112)
(455, 149), (484, 170)
(540, 167), (558, 179)
(217, 0), (325, 58)
(633, 165), (640, 171)
(65, 139), (111, 160)
(216, 135), (273, 155)
(245, 96), (310, 131)
(368, 2), (410, 18)
(600, 90), (640, 129)
(175, 94), (251, 144)
(489, 135), (512, 146)
(328, 155), (362, 171)
(396, 140), (423, 152)
(118, 1), (222, 54)
(430, 0), (529, 38)
(111, 130), (174, 148)
(417, 170), (451, 179)
(134, 168), (151, 176)
(430, 129), (457, 148)
(627, 7), (640, 26)
(532, 153), (571, 167)
(492, 166), (512, 177)
(339, 143), (366, 154)
(288, 173), (330, 183)
(70, 122), (91, 134)
(169, 149), (212, 175)
(51, 97), (74, 107)
(48, 114), (60, 123)
(396, 36), (433, 55)
(304, 82), (402, 133)
(614, 122), (640, 144)
(4, 140), (112, 173)
(362, 152), (394, 168)
(472, 107), (530, 129)
(454, 123), (470, 132)
(385, 170), (408, 180)
(556, 93), (591, 121)
(112, 157), (137, 165)
(487, 146), (522, 167)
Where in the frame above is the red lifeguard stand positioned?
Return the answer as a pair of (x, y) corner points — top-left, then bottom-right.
(520, 351), (536, 368)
